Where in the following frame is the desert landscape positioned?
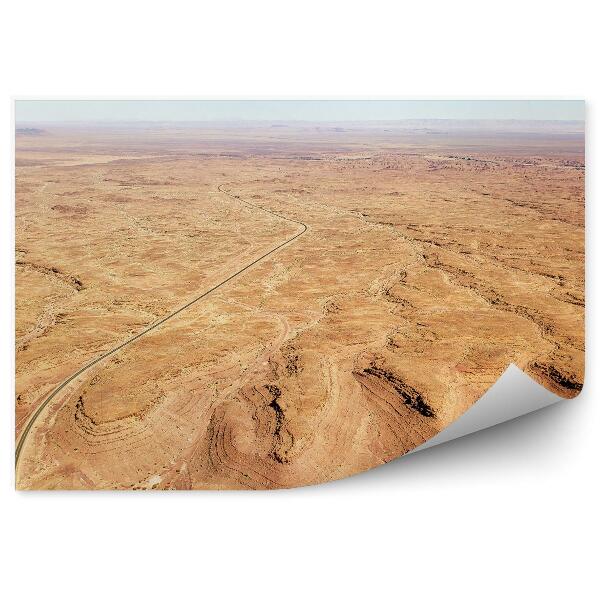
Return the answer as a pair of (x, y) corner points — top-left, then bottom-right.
(15, 119), (585, 489)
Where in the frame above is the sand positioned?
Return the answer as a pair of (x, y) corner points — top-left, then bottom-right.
(15, 121), (584, 489)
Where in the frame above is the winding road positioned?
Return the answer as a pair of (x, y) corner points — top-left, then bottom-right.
(15, 184), (308, 472)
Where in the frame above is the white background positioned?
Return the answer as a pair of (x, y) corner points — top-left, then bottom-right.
(1, 1), (597, 598)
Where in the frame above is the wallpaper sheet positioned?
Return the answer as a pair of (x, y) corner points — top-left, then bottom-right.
(15, 100), (584, 490)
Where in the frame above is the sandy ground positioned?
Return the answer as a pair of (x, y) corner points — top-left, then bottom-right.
(15, 121), (584, 489)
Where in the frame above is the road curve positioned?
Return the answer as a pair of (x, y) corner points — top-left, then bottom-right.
(15, 184), (308, 471)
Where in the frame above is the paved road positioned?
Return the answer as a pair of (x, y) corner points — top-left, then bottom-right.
(15, 184), (308, 470)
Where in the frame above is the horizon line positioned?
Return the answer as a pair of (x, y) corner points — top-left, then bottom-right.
(16, 117), (585, 124)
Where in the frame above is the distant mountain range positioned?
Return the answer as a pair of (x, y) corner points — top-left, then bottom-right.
(16, 127), (45, 135)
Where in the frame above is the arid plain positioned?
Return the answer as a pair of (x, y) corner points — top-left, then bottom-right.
(15, 121), (584, 489)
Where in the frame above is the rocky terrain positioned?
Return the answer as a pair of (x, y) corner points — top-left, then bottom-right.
(15, 121), (585, 489)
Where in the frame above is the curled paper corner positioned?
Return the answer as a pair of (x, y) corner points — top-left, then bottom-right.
(409, 363), (564, 455)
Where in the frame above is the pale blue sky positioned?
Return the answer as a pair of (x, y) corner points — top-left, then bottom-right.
(15, 100), (584, 122)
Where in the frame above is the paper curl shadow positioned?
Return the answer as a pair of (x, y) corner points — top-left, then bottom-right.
(326, 364), (574, 490)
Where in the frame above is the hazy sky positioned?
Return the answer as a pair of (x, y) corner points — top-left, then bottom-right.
(15, 100), (584, 122)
